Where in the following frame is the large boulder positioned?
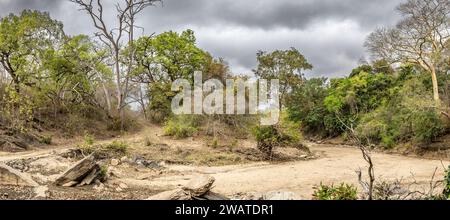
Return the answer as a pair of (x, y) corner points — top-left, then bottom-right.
(182, 175), (216, 197)
(0, 163), (38, 187)
(54, 154), (99, 186)
(148, 175), (228, 200)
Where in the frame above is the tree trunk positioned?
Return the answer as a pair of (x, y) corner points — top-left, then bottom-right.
(114, 49), (124, 130)
(431, 66), (441, 107)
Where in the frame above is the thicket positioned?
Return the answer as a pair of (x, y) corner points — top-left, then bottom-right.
(287, 64), (449, 148)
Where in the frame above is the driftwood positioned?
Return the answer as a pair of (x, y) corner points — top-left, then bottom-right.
(54, 154), (102, 187)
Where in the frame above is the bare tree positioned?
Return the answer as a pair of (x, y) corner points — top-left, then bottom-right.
(336, 114), (376, 200)
(70, 0), (160, 129)
(365, 0), (450, 107)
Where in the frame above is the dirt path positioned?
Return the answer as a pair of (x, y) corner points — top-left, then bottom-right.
(151, 143), (450, 199)
(1, 126), (449, 199)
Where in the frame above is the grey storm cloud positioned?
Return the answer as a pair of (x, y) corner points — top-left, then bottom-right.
(0, 0), (404, 78)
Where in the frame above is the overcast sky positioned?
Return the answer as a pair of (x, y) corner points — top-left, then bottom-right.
(0, 0), (404, 78)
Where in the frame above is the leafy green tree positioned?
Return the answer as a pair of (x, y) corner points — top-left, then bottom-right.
(0, 10), (64, 93)
(131, 29), (208, 84)
(130, 30), (208, 122)
(41, 35), (112, 113)
(365, 0), (450, 107)
(350, 65), (373, 78)
(254, 48), (313, 105)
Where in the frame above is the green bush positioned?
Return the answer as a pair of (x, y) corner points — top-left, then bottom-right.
(105, 141), (128, 154)
(313, 183), (358, 200)
(444, 166), (450, 199)
(164, 115), (199, 138)
(355, 76), (447, 147)
(79, 141), (128, 159)
(84, 133), (95, 146)
(252, 112), (303, 159)
(39, 135), (52, 145)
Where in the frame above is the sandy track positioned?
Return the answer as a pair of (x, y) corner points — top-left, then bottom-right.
(161, 143), (450, 199)
(1, 130), (449, 199)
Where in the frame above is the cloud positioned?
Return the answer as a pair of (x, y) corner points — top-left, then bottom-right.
(0, 0), (405, 78)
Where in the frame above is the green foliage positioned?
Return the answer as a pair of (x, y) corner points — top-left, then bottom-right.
(313, 183), (358, 200)
(287, 78), (339, 136)
(355, 75), (446, 147)
(0, 87), (34, 132)
(252, 112), (302, 159)
(147, 82), (175, 123)
(79, 141), (128, 159)
(131, 29), (207, 84)
(254, 48), (312, 103)
(39, 135), (52, 145)
(350, 64), (373, 78)
(84, 133), (95, 146)
(105, 141), (128, 154)
(325, 72), (394, 114)
(0, 10), (64, 93)
(444, 166), (450, 199)
(164, 115), (199, 139)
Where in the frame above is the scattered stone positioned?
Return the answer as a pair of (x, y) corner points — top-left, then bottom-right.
(6, 159), (30, 172)
(29, 157), (69, 174)
(264, 191), (298, 200)
(120, 156), (128, 162)
(93, 182), (105, 192)
(33, 186), (49, 199)
(300, 155), (308, 159)
(132, 156), (162, 169)
(119, 182), (128, 189)
(0, 163), (38, 187)
(110, 159), (120, 166)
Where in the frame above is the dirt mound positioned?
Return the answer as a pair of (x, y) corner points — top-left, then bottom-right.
(0, 127), (48, 152)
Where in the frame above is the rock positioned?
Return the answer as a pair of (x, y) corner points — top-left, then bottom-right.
(202, 191), (229, 200)
(0, 136), (29, 152)
(120, 156), (128, 162)
(110, 159), (120, 166)
(62, 181), (78, 187)
(33, 186), (49, 199)
(264, 191), (298, 200)
(147, 189), (191, 200)
(0, 163), (38, 187)
(77, 164), (101, 187)
(29, 157), (69, 174)
(119, 182), (128, 189)
(54, 154), (97, 186)
(182, 175), (215, 197)
(93, 182), (105, 192)
(300, 155), (308, 159)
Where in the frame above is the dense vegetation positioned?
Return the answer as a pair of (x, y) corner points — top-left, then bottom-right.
(287, 65), (449, 148)
(0, 0), (449, 157)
